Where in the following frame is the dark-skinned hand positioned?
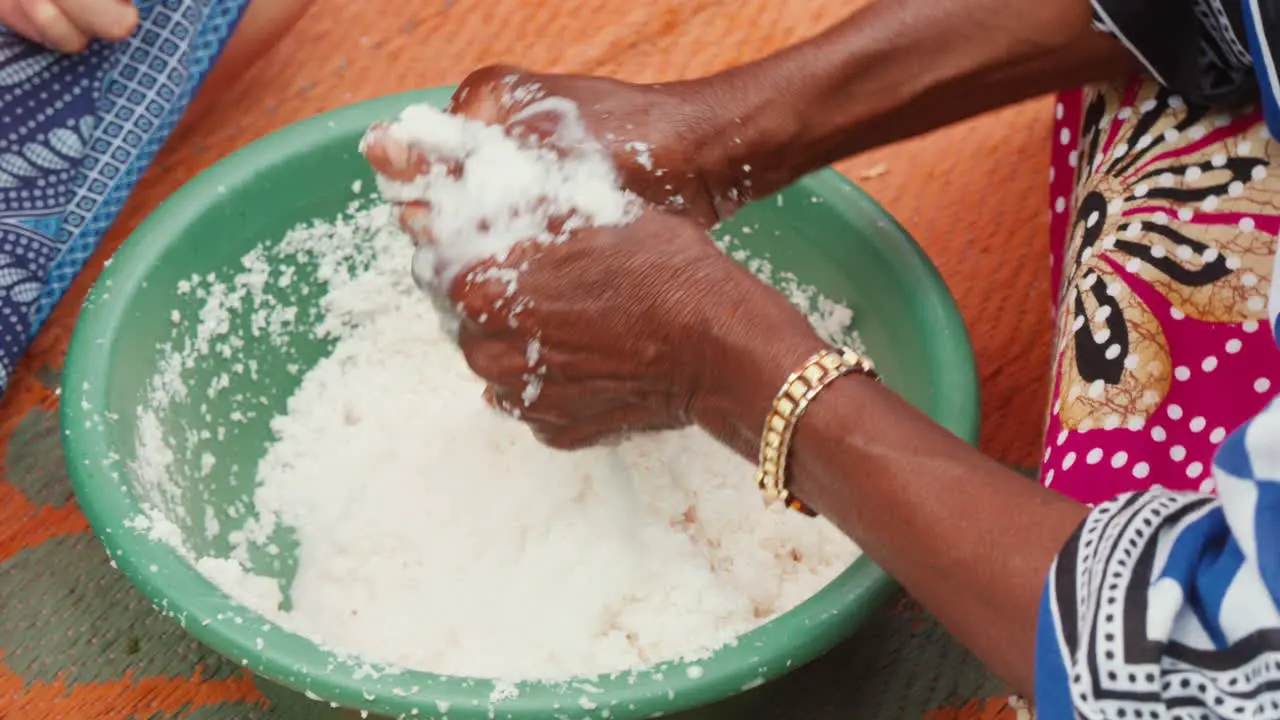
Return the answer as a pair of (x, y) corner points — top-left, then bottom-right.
(363, 65), (754, 229)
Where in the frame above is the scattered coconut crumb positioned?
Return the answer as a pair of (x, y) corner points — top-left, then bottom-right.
(365, 100), (639, 289)
(859, 163), (889, 180)
(125, 101), (865, 686)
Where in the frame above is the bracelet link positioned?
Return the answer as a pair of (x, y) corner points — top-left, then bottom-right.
(754, 347), (879, 517)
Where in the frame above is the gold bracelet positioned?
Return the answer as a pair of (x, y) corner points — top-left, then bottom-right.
(755, 347), (879, 517)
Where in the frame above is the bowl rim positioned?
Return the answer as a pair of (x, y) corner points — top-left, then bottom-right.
(61, 87), (980, 719)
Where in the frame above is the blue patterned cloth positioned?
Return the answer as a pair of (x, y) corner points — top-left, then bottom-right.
(1037, 397), (1280, 718)
(0, 0), (249, 393)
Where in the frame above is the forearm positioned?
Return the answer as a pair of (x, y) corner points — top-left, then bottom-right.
(685, 0), (1135, 199)
(693, 328), (1086, 696)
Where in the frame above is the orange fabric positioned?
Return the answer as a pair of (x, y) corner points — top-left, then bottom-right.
(924, 697), (1025, 720)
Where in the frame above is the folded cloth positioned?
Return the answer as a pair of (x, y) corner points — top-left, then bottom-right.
(0, 0), (251, 393)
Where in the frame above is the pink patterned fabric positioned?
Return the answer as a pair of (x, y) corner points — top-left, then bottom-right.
(1044, 77), (1280, 505)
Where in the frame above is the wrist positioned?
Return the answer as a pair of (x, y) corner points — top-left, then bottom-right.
(671, 70), (819, 209)
(687, 286), (827, 458)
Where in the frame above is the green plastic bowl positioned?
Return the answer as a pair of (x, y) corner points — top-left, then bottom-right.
(62, 87), (979, 719)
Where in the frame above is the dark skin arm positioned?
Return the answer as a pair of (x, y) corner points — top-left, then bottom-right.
(670, 5), (1114, 684)
(688, 0), (1138, 204)
(357, 200), (1090, 698)
(645, 2), (1122, 686)
(368, 0), (1137, 223)
(678, 5), (1117, 682)
(363, 0), (1142, 699)
(691, 313), (1087, 698)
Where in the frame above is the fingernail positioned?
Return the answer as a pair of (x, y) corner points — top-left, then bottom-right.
(382, 138), (410, 168)
(505, 112), (562, 149)
(358, 123), (389, 154)
(399, 204), (437, 247)
(112, 2), (140, 37)
(25, 0), (88, 53)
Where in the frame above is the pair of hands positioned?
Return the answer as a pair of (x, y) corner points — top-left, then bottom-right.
(0, 0), (137, 53)
(363, 67), (817, 450)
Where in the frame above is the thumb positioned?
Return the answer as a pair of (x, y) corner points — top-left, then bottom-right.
(4, 0), (88, 53)
(449, 64), (531, 124)
(506, 97), (593, 155)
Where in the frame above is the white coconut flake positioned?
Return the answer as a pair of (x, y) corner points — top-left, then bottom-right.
(489, 681), (520, 704)
(368, 100), (639, 289)
(228, 255), (854, 679)
(126, 109), (864, 685)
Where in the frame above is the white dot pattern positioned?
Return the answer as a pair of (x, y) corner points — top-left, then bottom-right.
(0, 4), (247, 391)
(1040, 83), (1280, 515)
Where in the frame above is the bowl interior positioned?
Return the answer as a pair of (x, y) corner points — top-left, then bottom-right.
(63, 87), (978, 719)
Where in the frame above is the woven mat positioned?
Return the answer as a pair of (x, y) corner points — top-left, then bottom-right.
(0, 0), (1056, 716)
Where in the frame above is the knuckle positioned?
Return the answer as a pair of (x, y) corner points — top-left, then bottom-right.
(459, 345), (499, 381)
(536, 426), (584, 451)
(453, 64), (524, 117)
(467, 64), (524, 89)
(399, 203), (436, 246)
(451, 265), (518, 326)
(455, 285), (494, 321)
(462, 341), (523, 384)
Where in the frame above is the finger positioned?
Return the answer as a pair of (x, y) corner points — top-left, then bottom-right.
(523, 198), (575, 237)
(678, 193), (723, 230)
(710, 185), (747, 221)
(450, 260), (514, 323)
(515, 350), (698, 421)
(456, 303), (520, 343)
(457, 324), (528, 385)
(18, 0), (88, 52)
(487, 383), (583, 424)
(526, 373), (668, 407)
(545, 211), (574, 237)
(521, 380), (688, 428)
(0, 0), (49, 44)
(488, 383), (573, 424)
(448, 240), (545, 319)
(57, 0), (137, 41)
(397, 203), (437, 248)
(532, 404), (674, 451)
(506, 99), (591, 157)
(361, 123), (435, 182)
(485, 385), (524, 419)
(492, 373), (632, 416)
(450, 64), (528, 122)
(482, 384), (502, 410)
(505, 109), (566, 149)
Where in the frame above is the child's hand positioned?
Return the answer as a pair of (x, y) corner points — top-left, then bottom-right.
(0, 0), (138, 53)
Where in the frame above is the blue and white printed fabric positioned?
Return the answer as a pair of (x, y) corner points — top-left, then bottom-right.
(1089, 0), (1280, 139)
(0, 0), (249, 392)
(1036, 397), (1280, 718)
